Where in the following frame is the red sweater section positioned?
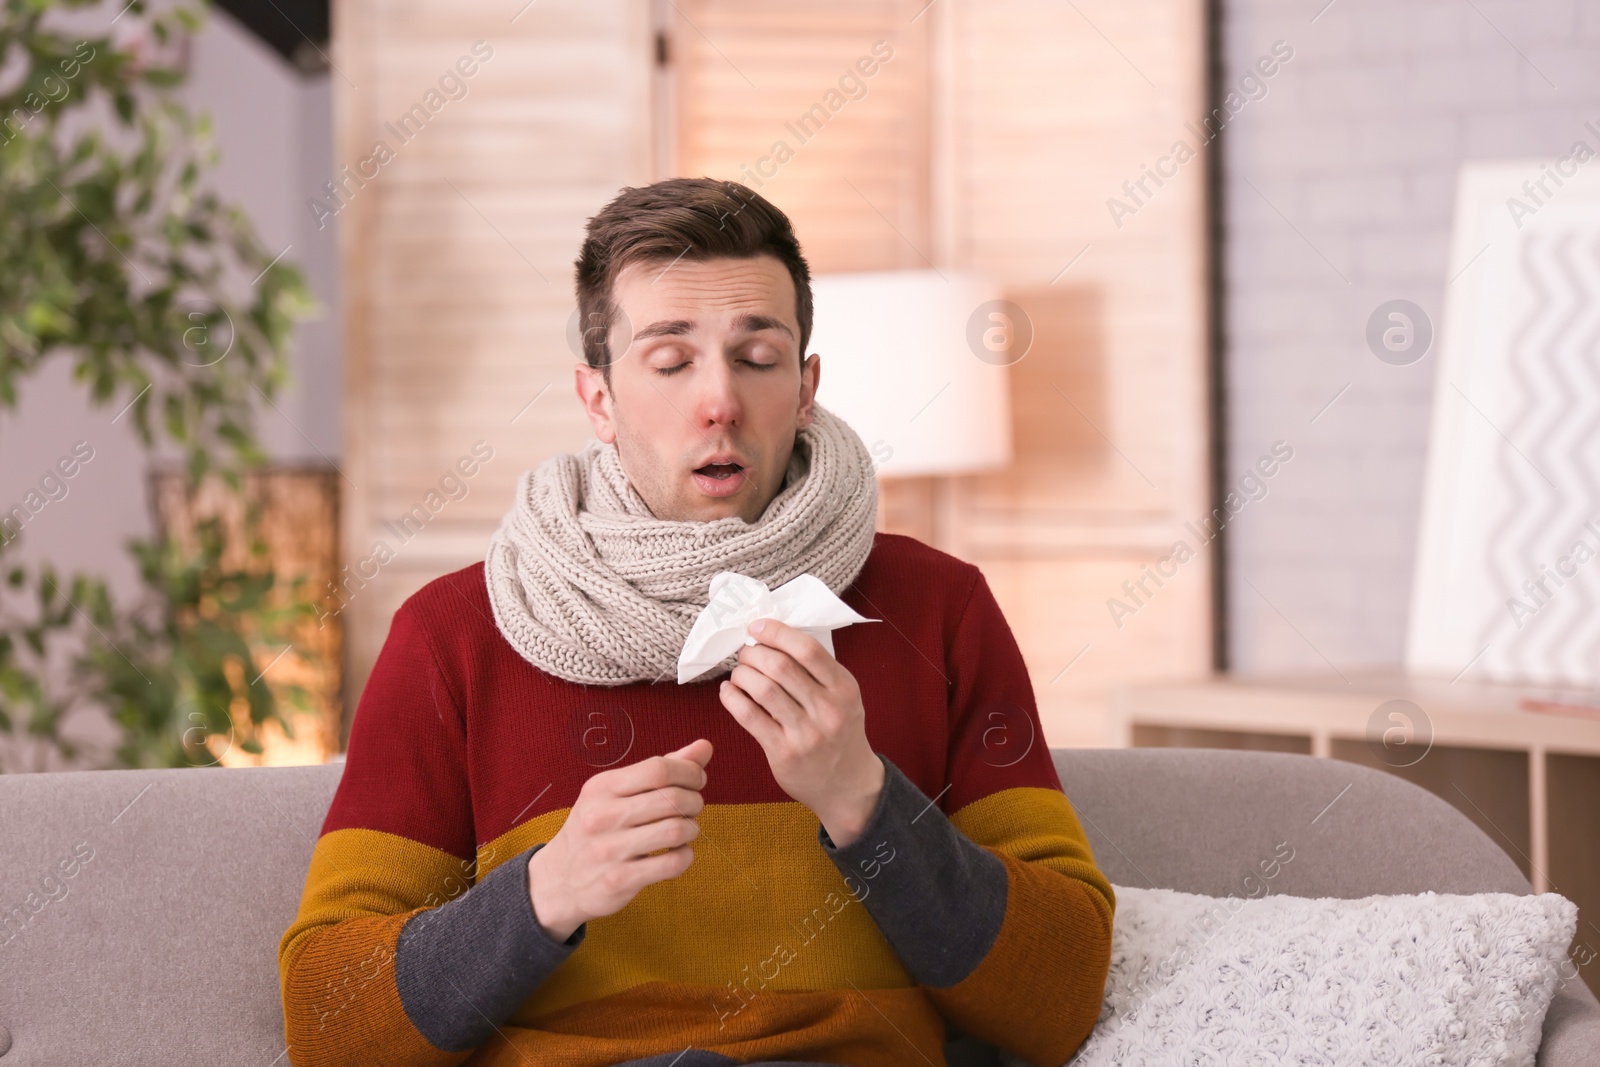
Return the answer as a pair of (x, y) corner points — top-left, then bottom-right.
(327, 532), (1065, 861)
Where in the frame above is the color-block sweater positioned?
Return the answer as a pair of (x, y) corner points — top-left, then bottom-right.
(278, 532), (1114, 1067)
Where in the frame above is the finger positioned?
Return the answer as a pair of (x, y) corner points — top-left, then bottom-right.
(729, 661), (807, 728)
(600, 751), (708, 800)
(625, 843), (695, 886)
(720, 678), (783, 749)
(746, 619), (838, 685)
(617, 784), (705, 829)
(666, 738), (714, 769)
(621, 811), (700, 860)
(736, 642), (823, 710)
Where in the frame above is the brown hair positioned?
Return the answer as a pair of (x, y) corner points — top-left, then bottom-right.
(573, 177), (813, 375)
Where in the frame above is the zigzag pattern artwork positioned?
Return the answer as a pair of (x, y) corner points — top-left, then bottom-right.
(1476, 227), (1600, 687)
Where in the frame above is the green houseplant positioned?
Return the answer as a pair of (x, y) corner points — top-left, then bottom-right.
(0, 0), (321, 771)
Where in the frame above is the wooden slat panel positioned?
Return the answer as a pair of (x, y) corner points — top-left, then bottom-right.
(672, 0), (931, 273)
(983, 555), (1212, 749)
(337, 0), (653, 720)
(948, 0), (1212, 745)
(955, 0), (1210, 521)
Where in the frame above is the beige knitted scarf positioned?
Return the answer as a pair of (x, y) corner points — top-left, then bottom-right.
(484, 403), (879, 686)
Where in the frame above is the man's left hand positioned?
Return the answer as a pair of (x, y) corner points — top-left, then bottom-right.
(718, 618), (884, 848)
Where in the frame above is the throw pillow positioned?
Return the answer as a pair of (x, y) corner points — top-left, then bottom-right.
(1020, 885), (1577, 1067)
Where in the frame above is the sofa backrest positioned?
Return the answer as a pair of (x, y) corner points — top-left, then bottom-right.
(0, 749), (1595, 1065)
(1053, 746), (1530, 896)
(0, 763), (339, 1066)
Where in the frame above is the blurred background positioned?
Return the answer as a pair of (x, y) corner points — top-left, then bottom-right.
(2, 0), (1598, 994)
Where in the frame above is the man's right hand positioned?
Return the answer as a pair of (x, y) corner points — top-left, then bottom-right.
(526, 738), (712, 942)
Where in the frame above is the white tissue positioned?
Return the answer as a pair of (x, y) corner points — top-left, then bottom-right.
(676, 572), (877, 684)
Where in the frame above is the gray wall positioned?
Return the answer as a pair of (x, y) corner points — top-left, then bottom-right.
(1219, 0), (1600, 674)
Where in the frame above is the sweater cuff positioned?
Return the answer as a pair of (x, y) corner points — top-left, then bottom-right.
(817, 754), (1008, 988)
(393, 843), (585, 1052)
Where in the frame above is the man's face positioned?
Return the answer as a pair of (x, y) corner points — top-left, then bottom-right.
(574, 254), (820, 523)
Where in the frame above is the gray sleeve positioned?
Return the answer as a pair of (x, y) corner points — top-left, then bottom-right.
(393, 842), (585, 1052)
(817, 755), (1009, 989)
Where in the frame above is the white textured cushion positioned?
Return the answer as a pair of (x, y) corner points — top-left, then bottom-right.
(1050, 885), (1578, 1067)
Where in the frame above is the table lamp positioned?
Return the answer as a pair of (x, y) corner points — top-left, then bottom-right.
(808, 269), (1015, 550)
(808, 269), (1013, 476)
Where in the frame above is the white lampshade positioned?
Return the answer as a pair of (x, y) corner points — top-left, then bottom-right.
(808, 270), (1013, 477)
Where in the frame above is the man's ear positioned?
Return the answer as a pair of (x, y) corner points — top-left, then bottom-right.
(574, 362), (618, 443)
(795, 352), (820, 429)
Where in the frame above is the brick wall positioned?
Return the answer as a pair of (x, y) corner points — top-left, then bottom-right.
(1219, 0), (1600, 673)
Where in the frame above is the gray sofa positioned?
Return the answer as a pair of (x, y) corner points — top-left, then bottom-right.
(1, 747), (1596, 1066)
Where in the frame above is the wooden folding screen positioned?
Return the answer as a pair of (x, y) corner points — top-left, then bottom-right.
(336, 0), (1209, 746)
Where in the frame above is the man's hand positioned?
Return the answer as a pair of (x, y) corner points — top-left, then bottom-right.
(526, 739), (712, 942)
(719, 618), (885, 848)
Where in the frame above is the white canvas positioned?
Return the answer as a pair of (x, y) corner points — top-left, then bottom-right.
(1407, 160), (1600, 688)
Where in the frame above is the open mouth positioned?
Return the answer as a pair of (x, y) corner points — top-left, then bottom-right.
(694, 462), (743, 481)
(691, 458), (749, 497)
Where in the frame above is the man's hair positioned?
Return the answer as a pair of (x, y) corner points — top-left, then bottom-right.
(573, 177), (813, 376)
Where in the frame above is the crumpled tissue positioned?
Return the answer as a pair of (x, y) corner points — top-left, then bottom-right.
(676, 571), (877, 684)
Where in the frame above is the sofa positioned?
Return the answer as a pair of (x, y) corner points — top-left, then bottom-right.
(1, 746), (1596, 1066)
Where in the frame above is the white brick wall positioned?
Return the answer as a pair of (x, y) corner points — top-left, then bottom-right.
(1220, 0), (1599, 673)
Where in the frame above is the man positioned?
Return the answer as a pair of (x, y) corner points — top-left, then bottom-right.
(278, 177), (1113, 1067)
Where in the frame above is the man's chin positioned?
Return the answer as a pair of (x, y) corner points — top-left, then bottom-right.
(683, 476), (764, 522)
(686, 494), (757, 523)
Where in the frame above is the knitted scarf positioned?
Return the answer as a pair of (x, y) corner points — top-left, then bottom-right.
(484, 403), (879, 686)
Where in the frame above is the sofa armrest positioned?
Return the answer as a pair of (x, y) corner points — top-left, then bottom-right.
(1537, 979), (1600, 1067)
